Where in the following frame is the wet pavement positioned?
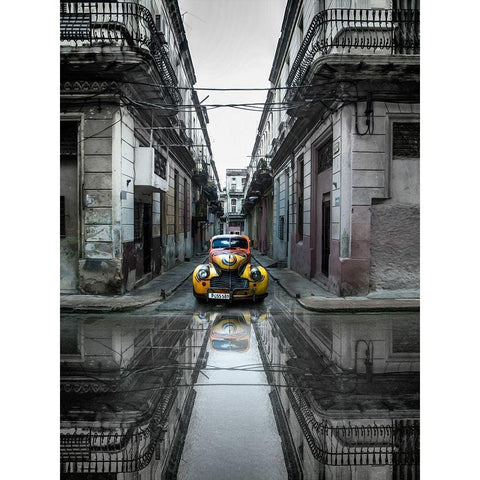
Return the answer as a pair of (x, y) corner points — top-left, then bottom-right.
(60, 274), (420, 479)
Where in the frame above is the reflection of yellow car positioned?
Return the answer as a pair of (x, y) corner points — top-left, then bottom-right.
(192, 309), (268, 352)
(193, 235), (268, 302)
(210, 314), (252, 352)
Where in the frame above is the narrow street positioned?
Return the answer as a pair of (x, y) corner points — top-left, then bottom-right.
(61, 268), (419, 479)
(56, 1), (422, 478)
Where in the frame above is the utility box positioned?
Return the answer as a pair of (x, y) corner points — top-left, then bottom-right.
(134, 147), (169, 192)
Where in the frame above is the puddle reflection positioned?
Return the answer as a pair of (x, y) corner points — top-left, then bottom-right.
(60, 308), (419, 479)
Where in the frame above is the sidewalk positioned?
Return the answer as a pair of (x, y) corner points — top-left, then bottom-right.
(252, 250), (420, 313)
(60, 253), (207, 313)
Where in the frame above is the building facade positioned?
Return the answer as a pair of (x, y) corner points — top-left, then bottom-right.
(244, 0), (420, 295)
(60, 1), (220, 294)
(224, 169), (247, 235)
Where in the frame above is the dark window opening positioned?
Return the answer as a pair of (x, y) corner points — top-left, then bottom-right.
(134, 201), (143, 242)
(174, 170), (179, 237)
(184, 177), (188, 239)
(317, 139), (333, 174)
(297, 158), (304, 239)
(60, 121), (78, 156)
(60, 196), (66, 238)
(154, 149), (167, 179)
(278, 215), (285, 240)
(60, 319), (80, 356)
(393, 122), (420, 158)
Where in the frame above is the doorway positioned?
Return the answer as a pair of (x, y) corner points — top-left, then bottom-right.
(313, 138), (333, 280)
(321, 193), (331, 276)
(60, 121), (80, 293)
(143, 203), (152, 274)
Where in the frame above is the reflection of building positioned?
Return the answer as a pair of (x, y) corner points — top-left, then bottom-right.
(225, 169), (247, 235)
(244, 0), (420, 295)
(254, 312), (419, 479)
(60, 314), (209, 478)
(60, 1), (221, 294)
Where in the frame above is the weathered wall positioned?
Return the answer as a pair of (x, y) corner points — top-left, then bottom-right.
(328, 102), (420, 295)
(370, 204), (420, 290)
(77, 105), (122, 294)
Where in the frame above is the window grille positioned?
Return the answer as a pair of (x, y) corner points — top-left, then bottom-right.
(278, 215), (285, 240)
(154, 149), (167, 179)
(134, 202), (142, 242)
(393, 122), (420, 158)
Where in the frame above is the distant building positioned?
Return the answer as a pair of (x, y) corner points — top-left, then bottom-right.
(225, 169), (247, 235)
(60, 0), (221, 294)
(244, 0), (420, 295)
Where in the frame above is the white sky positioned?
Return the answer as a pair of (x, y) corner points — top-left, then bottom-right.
(178, 0), (287, 187)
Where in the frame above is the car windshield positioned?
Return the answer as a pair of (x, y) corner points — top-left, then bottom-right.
(211, 237), (248, 249)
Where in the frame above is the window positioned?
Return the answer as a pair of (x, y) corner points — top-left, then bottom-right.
(174, 170), (179, 236)
(392, 122), (420, 158)
(212, 236), (248, 249)
(60, 196), (66, 238)
(317, 138), (333, 174)
(231, 198), (237, 213)
(278, 216), (285, 240)
(184, 178), (188, 238)
(154, 149), (167, 179)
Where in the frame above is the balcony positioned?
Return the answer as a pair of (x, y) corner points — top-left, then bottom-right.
(192, 158), (209, 185)
(286, 8), (419, 104)
(60, 2), (181, 104)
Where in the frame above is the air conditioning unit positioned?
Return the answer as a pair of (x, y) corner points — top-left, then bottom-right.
(134, 147), (169, 192)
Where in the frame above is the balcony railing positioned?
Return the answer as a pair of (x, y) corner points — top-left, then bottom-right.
(287, 385), (419, 467)
(287, 8), (420, 89)
(61, 387), (178, 474)
(60, 2), (181, 104)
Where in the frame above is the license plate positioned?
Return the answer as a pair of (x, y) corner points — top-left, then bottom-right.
(208, 293), (230, 300)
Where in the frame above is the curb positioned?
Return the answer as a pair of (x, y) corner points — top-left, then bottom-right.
(297, 298), (420, 313)
(253, 253), (420, 313)
(60, 263), (200, 313)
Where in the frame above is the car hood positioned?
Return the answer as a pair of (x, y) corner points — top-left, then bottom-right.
(210, 249), (249, 271)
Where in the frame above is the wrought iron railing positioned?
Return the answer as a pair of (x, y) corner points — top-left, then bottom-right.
(287, 8), (420, 89)
(287, 384), (419, 467)
(60, 387), (178, 474)
(253, 322), (419, 468)
(60, 2), (181, 104)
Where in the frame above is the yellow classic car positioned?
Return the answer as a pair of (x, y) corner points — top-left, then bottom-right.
(192, 234), (268, 302)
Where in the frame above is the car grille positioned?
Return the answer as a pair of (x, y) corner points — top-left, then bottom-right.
(210, 270), (249, 290)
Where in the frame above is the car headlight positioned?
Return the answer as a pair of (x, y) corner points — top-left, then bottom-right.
(198, 267), (209, 279)
(250, 267), (262, 281)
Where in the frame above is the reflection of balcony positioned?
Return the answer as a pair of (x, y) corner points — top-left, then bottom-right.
(254, 312), (420, 470)
(287, 8), (420, 91)
(228, 188), (244, 195)
(60, 2), (181, 104)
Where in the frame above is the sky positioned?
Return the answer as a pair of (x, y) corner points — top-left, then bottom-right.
(178, 0), (287, 187)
